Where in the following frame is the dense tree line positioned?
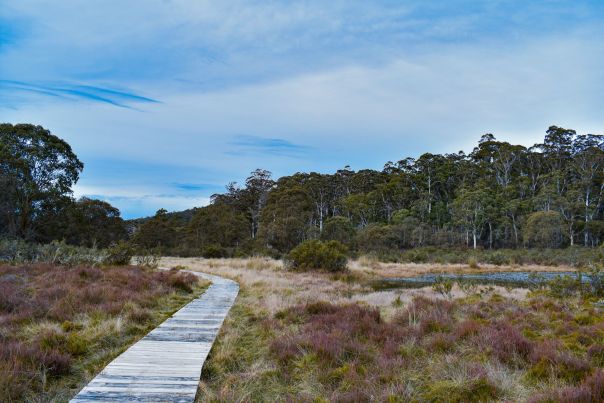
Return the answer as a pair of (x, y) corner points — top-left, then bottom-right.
(0, 124), (128, 247)
(134, 126), (604, 256)
(3, 123), (603, 257)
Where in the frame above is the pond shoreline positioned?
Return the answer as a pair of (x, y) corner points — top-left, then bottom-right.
(351, 260), (578, 280)
(371, 270), (580, 290)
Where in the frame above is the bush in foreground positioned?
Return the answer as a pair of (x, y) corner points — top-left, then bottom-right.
(286, 240), (348, 272)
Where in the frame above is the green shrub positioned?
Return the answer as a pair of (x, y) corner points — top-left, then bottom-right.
(27, 240), (106, 266)
(485, 250), (509, 265)
(547, 275), (583, 298)
(355, 224), (400, 253)
(0, 238), (36, 262)
(104, 241), (133, 265)
(133, 252), (160, 268)
(0, 239), (125, 266)
(585, 265), (604, 297)
(66, 333), (88, 356)
(286, 240), (348, 272)
(201, 244), (228, 258)
(432, 276), (453, 299)
(404, 248), (429, 263)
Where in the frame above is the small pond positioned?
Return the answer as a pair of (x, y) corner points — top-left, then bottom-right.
(372, 271), (580, 290)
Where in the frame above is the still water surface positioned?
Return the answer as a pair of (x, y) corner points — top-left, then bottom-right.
(372, 271), (579, 290)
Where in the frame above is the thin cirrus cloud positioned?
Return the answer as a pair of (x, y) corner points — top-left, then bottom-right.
(173, 183), (218, 192)
(0, 80), (158, 109)
(228, 135), (313, 158)
(1, 1), (604, 218)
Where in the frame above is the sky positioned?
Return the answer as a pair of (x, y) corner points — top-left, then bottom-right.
(1, 1), (604, 219)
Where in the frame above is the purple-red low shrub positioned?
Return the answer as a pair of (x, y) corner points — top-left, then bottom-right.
(479, 321), (533, 365)
(0, 263), (199, 401)
(529, 370), (604, 403)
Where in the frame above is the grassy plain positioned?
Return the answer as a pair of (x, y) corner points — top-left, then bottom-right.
(161, 257), (604, 402)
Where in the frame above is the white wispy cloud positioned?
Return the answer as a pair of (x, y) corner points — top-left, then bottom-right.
(2, 1), (603, 217)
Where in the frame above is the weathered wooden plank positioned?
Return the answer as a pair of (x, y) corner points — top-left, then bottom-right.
(70, 269), (238, 403)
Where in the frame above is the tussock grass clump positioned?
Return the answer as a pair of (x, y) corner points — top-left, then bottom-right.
(0, 263), (207, 401)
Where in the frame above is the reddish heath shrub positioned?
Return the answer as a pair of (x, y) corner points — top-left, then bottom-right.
(167, 272), (197, 293)
(529, 370), (604, 403)
(425, 332), (456, 352)
(528, 340), (591, 383)
(0, 263), (200, 402)
(270, 336), (301, 364)
(397, 296), (455, 331)
(0, 280), (27, 313)
(271, 302), (386, 368)
(480, 322), (533, 365)
(454, 319), (482, 339)
(588, 344), (604, 366)
(38, 349), (72, 377)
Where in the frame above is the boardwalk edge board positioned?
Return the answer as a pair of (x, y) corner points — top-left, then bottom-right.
(70, 269), (239, 403)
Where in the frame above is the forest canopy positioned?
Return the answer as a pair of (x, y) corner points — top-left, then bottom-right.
(134, 126), (604, 256)
(2, 123), (603, 257)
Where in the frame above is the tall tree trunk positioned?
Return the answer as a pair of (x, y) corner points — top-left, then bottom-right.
(512, 216), (519, 247)
(585, 189), (590, 247)
(488, 222), (493, 249)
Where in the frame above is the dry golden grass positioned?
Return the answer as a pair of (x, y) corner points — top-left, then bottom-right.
(350, 257), (576, 279)
(163, 257), (531, 316)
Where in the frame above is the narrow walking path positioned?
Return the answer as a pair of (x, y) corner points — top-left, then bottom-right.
(71, 270), (239, 402)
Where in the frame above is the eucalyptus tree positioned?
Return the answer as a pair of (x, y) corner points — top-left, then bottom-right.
(187, 203), (248, 250)
(0, 123), (83, 239)
(259, 184), (314, 252)
(49, 197), (128, 248)
(214, 170), (275, 240)
(452, 186), (491, 249)
(320, 216), (356, 246)
(132, 209), (178, 252)
(570, 134), (604, 246)
(243, 169), (275, 239)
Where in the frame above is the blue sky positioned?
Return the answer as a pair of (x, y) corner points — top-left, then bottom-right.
(1, 1), (603, 218)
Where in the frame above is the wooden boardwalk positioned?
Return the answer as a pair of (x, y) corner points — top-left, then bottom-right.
(70, 270), (239, 402)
